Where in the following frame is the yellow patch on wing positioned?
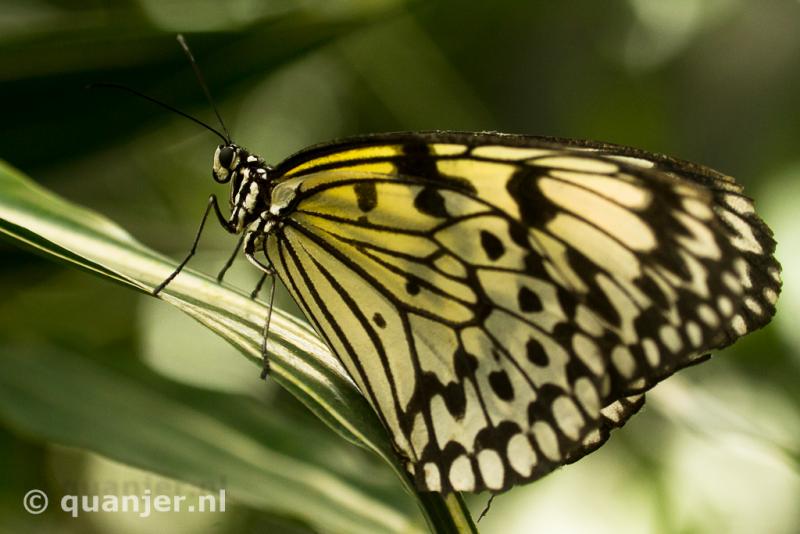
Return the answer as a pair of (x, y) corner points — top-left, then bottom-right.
(471, 145), (555, 160)
(283, 145), (402, 176)
(430, 143), (468, 156)
(332, 162), (396, 175)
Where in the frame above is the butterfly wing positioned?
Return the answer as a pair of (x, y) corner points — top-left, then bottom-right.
(262, 132), (780, 493)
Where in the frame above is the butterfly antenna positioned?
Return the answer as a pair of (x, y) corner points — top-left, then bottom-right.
(87, 82), (229, 144)
(176, 34), (232, 144)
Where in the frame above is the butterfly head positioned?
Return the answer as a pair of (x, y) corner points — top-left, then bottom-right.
(213, 143), (271, 232)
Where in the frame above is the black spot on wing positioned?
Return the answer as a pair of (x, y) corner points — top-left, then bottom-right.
(406, 278), (421, 295)
(489, 371), (514, 401)
(454, 347), (479, 375)
(480, 230), (505, 260)
(526, 337), (549, 366)
(443, 380), (467, 417)
(415, 187), (449, 218)
(354, 182), (377, 212)
(518, 286), (543, 313)
(373, 312), (386, 328)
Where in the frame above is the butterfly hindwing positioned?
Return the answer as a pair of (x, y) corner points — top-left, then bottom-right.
(258, 132), (780, 493)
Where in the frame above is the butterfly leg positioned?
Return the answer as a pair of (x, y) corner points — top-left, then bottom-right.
(215, 233), (246, 283)
(154, 194), (233, 295)
(258, 277), (277, 379)
(244, 228), (277, 379)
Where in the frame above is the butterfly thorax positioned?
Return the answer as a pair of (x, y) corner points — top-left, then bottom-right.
(212, 144), (274, 233)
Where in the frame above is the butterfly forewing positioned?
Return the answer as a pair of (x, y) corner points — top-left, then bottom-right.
(258, 132), (780, 493)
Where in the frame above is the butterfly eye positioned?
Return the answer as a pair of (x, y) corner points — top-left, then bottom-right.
(213, 145), (237, 183)
(218, 146), (235, 169)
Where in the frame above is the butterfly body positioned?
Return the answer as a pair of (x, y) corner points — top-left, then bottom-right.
(203, 131), (780, 494)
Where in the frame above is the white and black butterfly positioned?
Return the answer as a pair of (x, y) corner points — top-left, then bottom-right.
(146, 37), (781, 495)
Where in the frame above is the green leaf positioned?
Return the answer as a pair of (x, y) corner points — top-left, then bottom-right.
(0, 160), (477, 533)
(0, 344), (419, 534)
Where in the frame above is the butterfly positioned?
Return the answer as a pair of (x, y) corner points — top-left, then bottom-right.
(144, 36), (781, 495)
(154, 129), (779, 494)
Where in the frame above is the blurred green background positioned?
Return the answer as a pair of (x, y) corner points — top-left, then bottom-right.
(1, 0), (799, 532)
